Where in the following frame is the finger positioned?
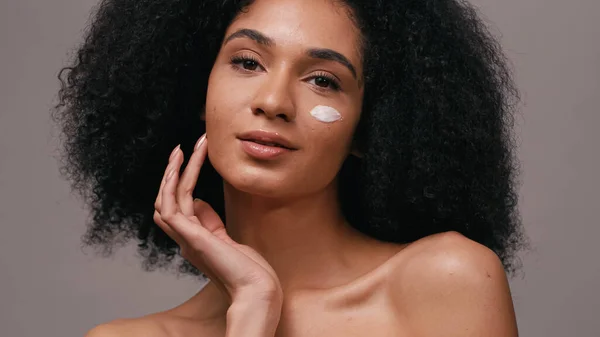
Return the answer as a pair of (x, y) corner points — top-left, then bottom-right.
(155, 145), (181, 212)
(155, 209), (219, 285)
(154, 169), (169, 212)
(177, 134), (207, 216)
(192, 199), (274, 281)
(162, 147), (185, 219)
(163, 170), (202, 243)
(153, 210), (184, 244)
(164, 213), (259, 290)
(163, 162), (272, 289)
(163, 171), (255, 280)
(193, 198), (228, 235)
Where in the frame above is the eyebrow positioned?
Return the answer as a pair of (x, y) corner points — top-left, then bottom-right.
(306, 48), (357, 79)
(223, 28), (358, 79)
(224, 28), (275, 47)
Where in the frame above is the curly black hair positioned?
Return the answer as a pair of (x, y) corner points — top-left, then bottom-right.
(53, 0), (527, 277)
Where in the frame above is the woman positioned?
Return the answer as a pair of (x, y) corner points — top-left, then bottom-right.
(54, 0), (527, 335)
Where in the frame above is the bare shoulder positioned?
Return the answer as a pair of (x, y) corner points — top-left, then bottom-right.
(388, 231), (518, 337)
(84, 317), (168, 337)
(83, 307), (223, 337)
(394, 230), (507, 281)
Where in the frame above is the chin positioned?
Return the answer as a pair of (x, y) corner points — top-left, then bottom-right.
(215, 160), (296, 198)
(208, 139), (322, 199)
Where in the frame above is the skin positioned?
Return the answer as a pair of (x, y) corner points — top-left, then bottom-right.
(86, 0), (518, 336)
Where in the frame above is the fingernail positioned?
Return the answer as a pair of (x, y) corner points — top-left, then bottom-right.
(194, 134), (207, 151)
(170, 144), (181, 160)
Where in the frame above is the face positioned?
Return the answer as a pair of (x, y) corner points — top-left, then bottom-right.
(205, 0), (364, 198)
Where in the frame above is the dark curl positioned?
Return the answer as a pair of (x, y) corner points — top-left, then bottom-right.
(53, 0), (527, 277)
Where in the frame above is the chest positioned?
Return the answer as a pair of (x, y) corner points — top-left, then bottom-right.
(272, 296), (411, 337)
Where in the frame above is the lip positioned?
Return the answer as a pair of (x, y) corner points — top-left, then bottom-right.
(237, 130), (298, 150)
(239, 140), (293, 160)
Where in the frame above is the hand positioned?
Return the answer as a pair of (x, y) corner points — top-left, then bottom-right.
(153, 134), (283, 306)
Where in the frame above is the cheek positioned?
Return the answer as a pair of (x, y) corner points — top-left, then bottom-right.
(205, 71), (247, 133)
(204, 74), (236, 171)
(206, 70), (229, 120)
(305, 119), (357, 167)
(309, 105), (343, 123)
(288, 123), (355, 193)
(303, 101), (361, 152)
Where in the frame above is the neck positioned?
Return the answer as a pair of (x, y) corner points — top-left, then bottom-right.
(222, 179), (376, 294)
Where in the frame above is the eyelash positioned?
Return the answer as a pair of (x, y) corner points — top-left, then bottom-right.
(230, 55), (262, 72)
(229, 55), (342, 92)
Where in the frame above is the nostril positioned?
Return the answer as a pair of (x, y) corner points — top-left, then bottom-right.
(252, 107), (293, 122)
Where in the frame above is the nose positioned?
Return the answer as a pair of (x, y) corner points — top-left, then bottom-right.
(250, 70), (296, 122)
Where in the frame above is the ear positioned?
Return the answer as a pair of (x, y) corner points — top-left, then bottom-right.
(199, 105), (206, 121)
(349, 138), (364, 159)
(349, 121), (366, 159)
(350, 148), (364, 158)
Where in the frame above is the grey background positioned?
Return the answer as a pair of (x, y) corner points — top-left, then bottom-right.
(1, 0), (598, 336)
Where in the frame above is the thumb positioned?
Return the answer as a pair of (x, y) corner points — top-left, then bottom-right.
(193, 198), (226, 233)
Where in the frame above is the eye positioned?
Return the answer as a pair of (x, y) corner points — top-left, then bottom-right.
(308, 73), (341, 91)
(230, 55), (264, 72)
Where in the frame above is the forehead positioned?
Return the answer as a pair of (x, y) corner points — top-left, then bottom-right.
(226, 0), (362, 65)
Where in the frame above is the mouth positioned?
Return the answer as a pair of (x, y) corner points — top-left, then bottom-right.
(237, 130), (298, 150)
(244, 139), (292, 149)
(237, 130), (298, 160)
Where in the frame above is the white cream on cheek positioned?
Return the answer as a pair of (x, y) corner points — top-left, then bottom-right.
(309, 105), (342, 123)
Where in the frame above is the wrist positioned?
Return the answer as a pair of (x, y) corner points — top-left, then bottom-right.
(232, 286), (283, 309)
(226, 300), (282, 337)
(228, 295), (283, 320)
